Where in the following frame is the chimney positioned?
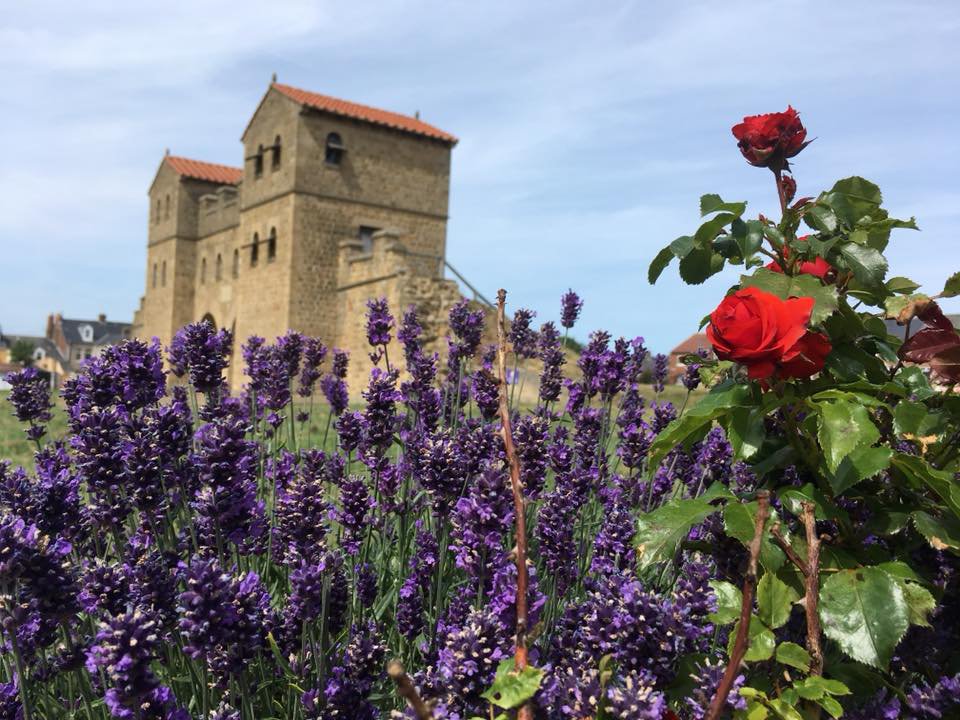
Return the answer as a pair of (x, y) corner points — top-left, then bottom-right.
(98, 313), (107, 323)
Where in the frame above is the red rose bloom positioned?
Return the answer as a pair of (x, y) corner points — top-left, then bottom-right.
(765, 236), (833, 280)
(707, 286), (830, 381)
(731, 107), (809, 170)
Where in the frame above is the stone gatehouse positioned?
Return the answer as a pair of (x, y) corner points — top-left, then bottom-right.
(132, 79), (469, 389)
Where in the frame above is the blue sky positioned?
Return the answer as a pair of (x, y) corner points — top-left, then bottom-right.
(2, 0), (959, 352)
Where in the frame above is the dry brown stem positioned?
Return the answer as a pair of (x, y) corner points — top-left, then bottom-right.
(387, 660), (434, 720)
(495, 288), (533, 720)
(705, 490), (770, 720)
(801, 502), (824, 676)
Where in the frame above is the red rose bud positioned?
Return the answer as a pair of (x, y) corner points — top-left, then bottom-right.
(780, 173), (797, 204)
(707, 286), (830, 381)
(731, 106), (809, 170)
(765, 236), (834, 281)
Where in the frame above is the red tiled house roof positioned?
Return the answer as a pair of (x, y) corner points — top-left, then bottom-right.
(671, 332), (711, 356)
(271, 82), (458, 145)
(165, 156), (244, 185)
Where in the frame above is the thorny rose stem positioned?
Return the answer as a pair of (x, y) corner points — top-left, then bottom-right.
(705, 490), (770, 720)
(496, 288), (533, 720)
(802, 502), (825, 676)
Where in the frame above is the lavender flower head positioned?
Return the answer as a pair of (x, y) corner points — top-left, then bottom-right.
(509, 308), (538, 359)
(681, 348), (709, 391)
(86, 608), (187, 719)
(5, 367), (52, 441)
(297, 336), (328, 398)
(652, 352), (669, 393)
(365, 297), (394, 348)
(560, 289), (583, 330)
(167, 320), (232, 393)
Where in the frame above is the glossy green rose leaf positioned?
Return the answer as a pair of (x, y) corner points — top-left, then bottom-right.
(830, 446), (893, 496)
(911, 511), (960, 551)
(775, 642), (811, 672)
(838, 242), (888, 290)
(708, 580), (743, 625)
(892, 453), (960, 521)
(635, 497), (719, 570)
(819, 567), (910, 669)
(728, 616), (776, 662)
(700, 193), (747, 217)
(757, 573), (800, 630)
(679, 247), (725, 285)
(817, 399), (881, 474)
(739, 269), (838, 325)
(941, 270), (960, 298)
(647, 381), (754, 471)
(481, 660), (544, 710)
(648, 245), (675, 284)
(724, 501), (785, 572)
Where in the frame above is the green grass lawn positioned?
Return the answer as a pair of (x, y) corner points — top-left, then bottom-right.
(0, 391), (70, 468)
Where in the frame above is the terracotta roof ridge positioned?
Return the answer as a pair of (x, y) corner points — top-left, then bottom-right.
(165, 155), (244, 185)
(271, 82), (457, 144)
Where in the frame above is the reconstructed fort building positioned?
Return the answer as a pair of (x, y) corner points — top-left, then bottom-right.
(132, 80), (470, 388)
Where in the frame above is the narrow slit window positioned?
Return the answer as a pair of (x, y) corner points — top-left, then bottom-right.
(201, 257), (207, 284)
(216, 253), (223, 281)
(325, 132), (344, 165)
(254, 145), (264, 178)
(232, 249), (239, 278)
(251, 233), (259, 266)
(267, 227), (277, 262)
(272, 135), (282, 170)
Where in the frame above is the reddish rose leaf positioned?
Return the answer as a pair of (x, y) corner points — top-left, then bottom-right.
(899, 301), (960, 365)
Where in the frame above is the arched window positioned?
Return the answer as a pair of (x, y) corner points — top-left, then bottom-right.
(232, 249), (240, 278)
(272, 135), (282, 170)
(164, 194), (170, 220)
(267, 227), (277, 262)
(161, 261), (167, 287)
(152, 263), (158, 288)
(154, 199), (160, 224)
(201, 313), (216, 329)
(325, 132), (344, 165)
(251, 233), (259, 266)
(201, 257), (207, 284)
(254, 145), (264, 178)
(216, 253), (223, 281)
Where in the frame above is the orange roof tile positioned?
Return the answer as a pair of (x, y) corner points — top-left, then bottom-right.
(165, 156), (243, 185)
(671, 333), (711, 355)
(272, 83), (457, 145)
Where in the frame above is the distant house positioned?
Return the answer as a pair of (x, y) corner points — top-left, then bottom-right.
(885, 314), (960, 341)
(0, 314), (131, 388)
(668, 332), (713, 383)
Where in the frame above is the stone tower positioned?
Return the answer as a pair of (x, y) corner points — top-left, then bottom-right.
(132, 81), (465, 388)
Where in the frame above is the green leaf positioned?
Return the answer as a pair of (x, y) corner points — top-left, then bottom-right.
(838, 242), (888, 289)
(670, 235), (696, 258)
(481, 659), (544, 709)
(893, 401), (934, 437)
(911, 511), (960, 551)
(648, 381), (753, 470)
(767, 698), (804, 720)
(831, 446), (893, 495)
(775, 642), (811, 671)
(724, 502), (785, 572)
(819, 567), (910, 668)
(757, 573), (800, 629)
(805, 203), (838, 233)
(648, 245), (674, 284)
(679, 247), (725, 284)
(731, 218), (764, 260)
(708, 580), (743, 625)
(818, 696), (844, 719)
(940, 271), (960, 298)
(886, 276), (921, 294)
(801, 677), (851, 696)
(822, 176), (883, 227)
(728, 616), (776, 662)
(742, 701), (770, 720)
(817, 400), (880, 474)
(892, 454), (960, 521)
(635, 498), (718, 570)
(900, 581), (935, 627)
(695, 212), (739, 247)
(700, 193), (747, 217)
(740, 269), (838, 325)
(727, 407), (766, 461)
